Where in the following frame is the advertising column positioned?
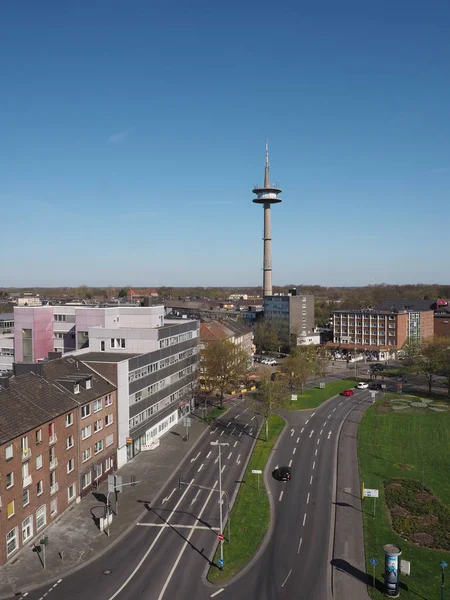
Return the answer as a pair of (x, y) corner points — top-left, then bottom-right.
(383, 544), (402, 597)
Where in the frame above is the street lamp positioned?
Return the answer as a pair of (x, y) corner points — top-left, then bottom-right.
(210, 441), (229, 568)
(441, 560), (448, 600)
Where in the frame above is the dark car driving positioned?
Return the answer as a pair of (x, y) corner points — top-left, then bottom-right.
(369, 382), (383, 390)
(273, 466), (292, 481)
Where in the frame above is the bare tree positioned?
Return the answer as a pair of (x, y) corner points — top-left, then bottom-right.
(254, 368), (289, 441)
(402, 339), (443, 394)
(201, 340), (249, 406)
(281, 346), (317, 394)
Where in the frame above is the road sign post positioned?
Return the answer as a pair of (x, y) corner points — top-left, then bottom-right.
(370, 557), (378, 587)
(217, 558), (224, 569)
(252, 469), (262, 491)
(363, 488), (379, 516)
(40, 536), (49, 570)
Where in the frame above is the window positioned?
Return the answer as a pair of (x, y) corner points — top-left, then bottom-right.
(65, 413), (73, 427)
(94, 463), (102, 480)
(110, 338), (125, 349)
(23, 488), (30, 507)
(6, 528), (18, 557)
(82, 447), (92, 462)
(36, 505), (46, 531)
(67, 458), (74, 473)
(105, 433), (114, 448)
(6, 472), (14, 489)
(68, 483), (76, 502)
(105, 394), (113, 407)
(94, 418), (103, 433)
(37, 480), (43, 496)
(81, 404), (91, 419)
(21, 436), (29, 455)
(22, 462), (30, 484)
(50, 471), (56, 489)
(82, 472), (92, 489)
(7, 500), (15, 519)
(81, 425), (92, 440)
(105, 457), (113, 471)
(50, 498), (58, 516)
(36, 454), (43, 470)
(86, 379), (92, 390)
(48, 422), (56, 443)
(66, 435), (74, 450)
(105, 413), (113, 427)
(93, 399), (102, 413)
(101, 340), (105, 352)
(35, 428), (42, 444)
(94, 440), (104, 454)
(22, 515), (33, 543)
(5, 444), (13, 461)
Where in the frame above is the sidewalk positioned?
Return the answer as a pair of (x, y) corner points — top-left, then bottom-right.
(0, 413), (210, 599)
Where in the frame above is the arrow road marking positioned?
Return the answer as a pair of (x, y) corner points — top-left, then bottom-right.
(191, 452), (200, 463)
(279, 491), (284, 502)
(162, 488), (176, 504)
(328, 431), (332, 439)
(108, 478), (195, 600)
(290, 429), (295, 436)
(309, 430), (314, 438)
(236, 454), (241, 465)
(210, 427), (218, 435)
(190, 490), (200, 506)
(249, 428), (253, 435)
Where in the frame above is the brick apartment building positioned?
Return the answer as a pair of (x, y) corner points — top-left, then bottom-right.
(0, 373), (79, 566)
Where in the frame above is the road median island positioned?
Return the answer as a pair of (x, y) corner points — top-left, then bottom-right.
(358, 392), (450, 599)
(289, 378), (356, 409)
(207, 413), (285, 583)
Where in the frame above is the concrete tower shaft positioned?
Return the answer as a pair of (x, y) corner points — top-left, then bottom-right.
(252, 140), (282, 297)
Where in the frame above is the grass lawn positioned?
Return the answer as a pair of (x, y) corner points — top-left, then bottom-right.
(358, 392), (450, 599)
(207, 414), (285, 583)
(289, 378), (356, 409)
(204, 405), (227, 423)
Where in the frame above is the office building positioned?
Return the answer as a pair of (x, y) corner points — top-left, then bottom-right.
(264, 289), (315, 346)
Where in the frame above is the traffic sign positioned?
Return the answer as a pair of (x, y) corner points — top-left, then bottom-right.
(217, 533), (224, 541)
(370, 558), (378, 566)
(252, 469), (262, 474)
(364, 488), (379, 498)
(218, 558), (224, 567)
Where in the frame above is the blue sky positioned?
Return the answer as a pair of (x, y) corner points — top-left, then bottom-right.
(1, 0), (449, 288)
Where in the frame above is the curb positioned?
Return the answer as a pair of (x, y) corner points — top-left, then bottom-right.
(328, 393), (373, 600)
(5, 421), (212, 600)
(204, 414), (289, 588)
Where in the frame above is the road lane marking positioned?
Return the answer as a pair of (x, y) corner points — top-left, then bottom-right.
(300, 427), (304, 433)
(312, 461), (316, 469)
(303, 513), (307, 526)
(234, 414), (240, 419)
(323, 421), (327, 426)
(221, 465), (226, 474)
(191, 452), (200, 463)
(227, 452), (232, 460)
(309, 430), (314, 438)
(279, 491), (284, 502)
(244, 423), (248, 428)
(190, 490), (200, 505)
(220, 430), (225, 436)
(227, 422), (232, 427)
(162, 488), (176, 504)
(107, 478), (195, 600)
(291, 429), (294, 436)
(157, 483), (218, 600)
(320, 429), (323, 435)
(211, 589), (225, 597)
(332, 408), (336, 412)
(289, 459), (292, 467)
(210, 427), (218, 435)
(310, 476), (313, 485)
(198, 463), (204, 472)
(307, 492), (310, 504)
(296, 437), (300, 443)
(243, 408), (249, 412)
(236, 454), (241, 464)
(206, 451), (212, 459)
(317, 438), (320, 445)
(297, 537), (303, 554)
(339, 402), (343, 406)
(315, 449), (318, 456)
(251, 415), (256, 421)
(231, 427), (236, 435)
(328, 431), (332, 439)
(305, 419), (309, 425)
(328, 414), (332, 419)
(239, 431), (243, 437)
(292, 447), (296, 455)
(234, 441), (238, 447)
(281, 569), (292, 587)
(311, 412), (315, 417)
(137, 523), (220, 530)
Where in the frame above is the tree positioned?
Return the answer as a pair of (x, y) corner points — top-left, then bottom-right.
(254, 368), (289, 441)
(280, 346), (317, 394)
(118, 287), (130, 298)
(253, 320), (284, 354)
(314, 345), (330, 379)
(402, 340), (443, 394)
(201, 340), (249, 406)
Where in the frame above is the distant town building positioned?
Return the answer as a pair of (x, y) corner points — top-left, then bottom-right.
(127, 289), (158, 303)
(200, 320), (254, 367)
(264, 289), (315, 346)
(0, 313), (14, 374)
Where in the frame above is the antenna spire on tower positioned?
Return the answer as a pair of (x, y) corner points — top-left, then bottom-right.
(264, 138), (270, 188)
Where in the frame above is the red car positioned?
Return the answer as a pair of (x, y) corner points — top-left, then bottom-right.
(341, 389), (354, 397)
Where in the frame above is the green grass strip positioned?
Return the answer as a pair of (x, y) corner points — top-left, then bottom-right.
(289, 378), (356, 409)
(208, 413), (285, 583)
(205, 406), (227, 423)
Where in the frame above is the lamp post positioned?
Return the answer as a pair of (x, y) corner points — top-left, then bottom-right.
(441, 560), (448, 600)
(211, 441), (229, 568)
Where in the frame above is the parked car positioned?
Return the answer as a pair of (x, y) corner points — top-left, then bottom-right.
(273, 466), (292, 481)
(369, 382), (383, 390)
(341, 389), (354, 397)
(356, 382), (369, 390)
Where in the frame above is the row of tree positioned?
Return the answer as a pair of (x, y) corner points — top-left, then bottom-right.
(401, 337), (450, 395)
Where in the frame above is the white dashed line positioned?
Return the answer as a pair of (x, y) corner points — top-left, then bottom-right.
(227, 422), (232, 427)
(206, 451), (212, 459)
(290, 429), (294, 437)
(309, 430), (314, 438)
(292, 447), (296, 454)
(251, 415), (256, 421)
(221, 465), (226, 474)
(339, 402), (343, 406)
(317, 438), (320, 445)
(239, 432), (243, 437)
(231, 427), (236, 435)
(211, 588), (225, 597)
(307, 492), (310, 504)
(320, 429), (323, 435)
(279, 491), (284, 502)
(281, 569), (292, 587)
(296, 437), (300, 443)
(332, 408), (336, 412)
(300, 427), (304, 433)
(305, 419), (309, 425)
(244, 423), (248, 429)
(234, 414), (240, 419)
(325, 420), (329, 425)
(220, 430), (225, 436)
(303, 513), (307, 526)
(310, 475), (313, 485)
(233, 441), (238, 447)
(311, 412), (315, 417)
(190, 490), (200, 505)
(227, 452), (232, 460)
(315, 449), (318, 456)
(198, 463), (204, 472)
(312, 461), (315, 469)
(328, 431), (332, 439)
(297, 537), (303, 554)
(289, 459), (292, 467)
(249, 428), (253, 435)
(328, 414), (332, 419)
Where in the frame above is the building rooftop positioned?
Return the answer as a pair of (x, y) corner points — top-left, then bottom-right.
(0, 372), (77, 445)
(376, 299), (436, 312)
(71, 352), (139, 363)
(0, 313), (14, 321)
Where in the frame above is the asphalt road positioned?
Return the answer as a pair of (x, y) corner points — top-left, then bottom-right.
(14, 377), (376, 600)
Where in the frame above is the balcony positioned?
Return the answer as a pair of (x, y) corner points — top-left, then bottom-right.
(23, 475), (32, 488)
(49, 458), (58, 471)
(50, 483), (59, 495)
(49, 434), (57, 445)
(22, 449), (32, 462)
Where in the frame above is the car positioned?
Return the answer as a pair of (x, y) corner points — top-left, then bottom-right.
(356, 382), (369, 389)
(266, 359), (277, 366)
(341, 389), (354, 397)
(369, 382), (383, 390)
(273, 466), (292, 481)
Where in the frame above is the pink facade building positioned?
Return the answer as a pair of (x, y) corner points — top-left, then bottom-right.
(13, 307), (54, 363)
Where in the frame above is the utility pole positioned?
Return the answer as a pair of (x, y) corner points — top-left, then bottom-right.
(105, 477), (140, 536)
(210, 441), (229, 567)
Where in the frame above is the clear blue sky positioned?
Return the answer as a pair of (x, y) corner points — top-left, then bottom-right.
(2, 0), (449, 288)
